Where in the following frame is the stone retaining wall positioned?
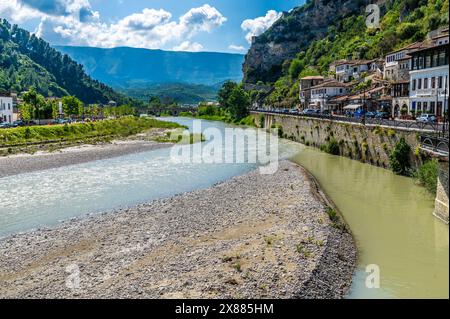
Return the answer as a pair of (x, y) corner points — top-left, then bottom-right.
(252, 113), (422, 170)
(434, 161), (449, 224)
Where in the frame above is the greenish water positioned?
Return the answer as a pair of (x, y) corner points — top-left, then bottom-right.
(291, 147), (449, 299)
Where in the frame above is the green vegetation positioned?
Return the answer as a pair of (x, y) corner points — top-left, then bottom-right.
(248, 0), (449, 105)
(389, 137), (412, 176)
(119, 83), (220, 104)
(414, 159), (439, 194)
(0, 117), (180, 146)
(326, 207), (339, 223)
(217, 81), (250, 121)
(321, 137), (340, 155)
(0, 19), (134, 105)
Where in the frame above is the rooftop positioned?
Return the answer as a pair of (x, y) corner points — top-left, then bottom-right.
(310, 80), (349, 89)
(300, 76), (324, 80)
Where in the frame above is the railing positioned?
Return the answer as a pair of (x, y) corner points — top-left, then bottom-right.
(251, 109), (449, 132)
(420, 133), (449, 156)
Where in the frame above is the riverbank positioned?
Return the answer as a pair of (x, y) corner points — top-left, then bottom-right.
(0, 128), (175, 178)
(0, 161), (356, 299)
(0, 117), (183, 158)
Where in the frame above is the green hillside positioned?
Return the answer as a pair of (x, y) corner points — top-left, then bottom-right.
(244, 0), (449, 106)
(0, 19), (133, 105)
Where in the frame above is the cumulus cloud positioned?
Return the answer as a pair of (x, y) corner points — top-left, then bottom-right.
(118, 8), (172, 31)
(0, 1), (226, 50)
(241, 10), (282, 44)
(228, 44), (246, 52)
(20, 0), (98, 21)
(173, 41), (204, 52)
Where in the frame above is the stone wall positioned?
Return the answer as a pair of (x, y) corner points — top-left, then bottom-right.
(434, 161), (449, 224)
(252, 113), (423, 170)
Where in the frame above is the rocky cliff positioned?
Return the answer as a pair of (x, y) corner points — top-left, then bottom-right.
(242, 0), (371, 84)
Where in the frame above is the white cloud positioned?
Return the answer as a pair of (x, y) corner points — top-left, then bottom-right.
(173, 41), (203, 52)
(241, 10), (282, 44)
(228, 44), (246, 52)
(0, 2), (226, 50)
(118, 8), (171, 30)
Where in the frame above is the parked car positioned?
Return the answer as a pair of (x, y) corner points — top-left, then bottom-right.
(416, 114), (437, 123)
(52, 118), (71, 125)
(289, 109), (299, 114)
(12, 120), (26, 127)
(375, 112), (390, 119)
(366, 111), (376, 118)
(354, 109), (367, 118)
(303, 109), (317, 115)
(0, 122), (12, 129)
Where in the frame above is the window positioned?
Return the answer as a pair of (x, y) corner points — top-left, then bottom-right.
(425, 54), (432, 68)
(423, 102), (428, 112)
(438, 76), (443, 89)
(438, 49), (446, 66)
(424, 78), (428, 89)
(418, 56), (424, 69)
(432, 77), (436, 89)
(418, 78), (422, 90)
(430, 102), (436, 114)
(412, 79), (416, 91)
(417, 102), (422, 112)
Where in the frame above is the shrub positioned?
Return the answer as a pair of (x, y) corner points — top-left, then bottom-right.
(414, 160), (439, 195)
(325, 138), (340, 155)
(389, 137), (411, 176)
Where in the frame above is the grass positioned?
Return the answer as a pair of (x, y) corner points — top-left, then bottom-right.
(0, 117), (182, 147)
(154, 129), (206, 144)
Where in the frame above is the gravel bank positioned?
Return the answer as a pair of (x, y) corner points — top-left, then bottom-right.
(0, 130), (173, 178)
(0, 161), (356, 299)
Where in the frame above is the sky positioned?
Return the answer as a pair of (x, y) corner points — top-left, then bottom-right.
(0, 0), (305, 53)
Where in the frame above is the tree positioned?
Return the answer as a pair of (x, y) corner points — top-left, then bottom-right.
(228, 85), (250, 121)
(217, 81), (238, 110)
(62, 95), (83, 117)
(389, 137), (411, 176)
(22, 87), (45, 122)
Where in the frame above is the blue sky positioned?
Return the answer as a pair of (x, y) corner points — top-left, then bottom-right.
(0, 0), (305, 53)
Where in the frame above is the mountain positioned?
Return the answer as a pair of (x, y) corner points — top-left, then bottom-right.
(0, 19), (134, 105)
(243, 0), (368, 84)
(117, 82), (223, 105)
(55, 46), (245, 88)
(243, 0), (449, 85)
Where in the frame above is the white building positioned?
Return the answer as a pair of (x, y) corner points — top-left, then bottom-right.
(310, 80), (349, 111)
(335, 60), (373, 82)
(0, 95), (13, 123)
(384, 42), (431, 82)
(409, 43), (449, 117)
(335, 61), (354, 83)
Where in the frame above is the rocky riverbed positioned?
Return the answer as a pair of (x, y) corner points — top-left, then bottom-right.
(0, 161), (356, 299)
(0, 128), (174, 178)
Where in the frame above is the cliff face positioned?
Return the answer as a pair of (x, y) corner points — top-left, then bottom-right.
(242, 0), (370, 84)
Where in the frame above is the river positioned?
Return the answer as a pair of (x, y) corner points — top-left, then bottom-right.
(0, 117), (448, 299)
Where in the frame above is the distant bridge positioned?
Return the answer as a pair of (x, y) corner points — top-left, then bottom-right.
(149, 107), (197, 117)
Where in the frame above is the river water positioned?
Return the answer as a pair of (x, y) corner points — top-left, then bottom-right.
(0, 117), (447, 299)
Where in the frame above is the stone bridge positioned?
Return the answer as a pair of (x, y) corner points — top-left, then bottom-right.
(149, 107), (197, 117)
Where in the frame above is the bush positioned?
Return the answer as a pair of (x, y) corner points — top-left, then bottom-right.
(321, 137), (340, 155)
(389, 137), (411, 176)
(414, 160), (439, 195)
